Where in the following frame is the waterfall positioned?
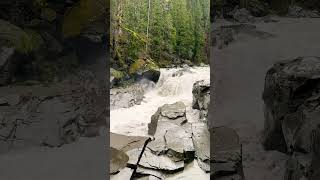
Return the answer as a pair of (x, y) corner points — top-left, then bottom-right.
(110, 66), (210, 136)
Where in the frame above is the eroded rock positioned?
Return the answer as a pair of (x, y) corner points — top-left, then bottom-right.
(192, 80), (210, 122)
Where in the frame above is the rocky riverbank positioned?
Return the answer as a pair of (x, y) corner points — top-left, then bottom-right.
(110, 66), (211, 179)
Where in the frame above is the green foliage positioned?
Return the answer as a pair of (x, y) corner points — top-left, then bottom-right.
(111, 0), (210, 70)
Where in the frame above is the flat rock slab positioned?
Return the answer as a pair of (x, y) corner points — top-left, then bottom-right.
(148, 121), (194, 162)
(127, 148), (184, 172)
(110, 133), (149, 152)
(160, 102), (186, 119)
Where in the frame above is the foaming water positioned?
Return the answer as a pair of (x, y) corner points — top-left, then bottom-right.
(110, 66), (210, 180)
(110, 66), (210, 136)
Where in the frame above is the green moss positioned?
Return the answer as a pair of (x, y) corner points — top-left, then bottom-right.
(111, 68), (125, 79)
(129, 59), (146, 74)
(129, 58), (159, 75)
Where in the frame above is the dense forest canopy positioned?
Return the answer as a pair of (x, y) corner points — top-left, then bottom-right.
(110, 0), (210, 72)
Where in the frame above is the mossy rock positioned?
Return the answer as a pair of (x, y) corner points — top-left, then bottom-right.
(110, 68), (125, 87)
(129, 58), (160, 83)
(129, 59), (146, 75)
(111, 68), (125, 79)
(62, 0), (107, 38)
(0, 19), (42, 54)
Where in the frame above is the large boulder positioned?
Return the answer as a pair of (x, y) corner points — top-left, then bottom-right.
(148, 101), (187, 136)
(263, 57), (320, 180)
(129, 58), (160, 83)
(192, 80), (210, 122)
(262, 57), (320, 153)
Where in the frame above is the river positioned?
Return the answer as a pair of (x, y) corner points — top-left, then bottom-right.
(110, 66), (210, 179)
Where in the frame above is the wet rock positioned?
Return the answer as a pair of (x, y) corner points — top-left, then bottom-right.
(129, 58), (161, 83)
(148, 121), (194, 162)
(192, 80), (210, 122)
(110, 147), (129, 175)
(262, 57), (320, 153)
(110, 85), (144, 110)
(212, 126), (243, 179)
(161, 102), (186, 119)
(148, 102), (187, 136)
(110, 133), (149, 152)
(127, 148), (184, 172)
(192, 122), (210, 172)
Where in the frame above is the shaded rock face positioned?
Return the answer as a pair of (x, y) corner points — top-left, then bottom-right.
(262, 57), (320, 153)
(212, 126), (244, 179)
(110, 85), (144, 110)
(262, 57), (320, 180)
(0, 69), (107, 152)
(0, 47), (16, 86)
(192, 80), (210, 122)
(148, 101), (187, 136)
